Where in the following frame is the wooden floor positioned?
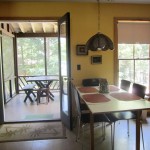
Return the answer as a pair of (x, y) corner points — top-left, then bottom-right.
(4, 91), (60, 122)
(1, 118), (150, 150)
(2, 92), (150, 149)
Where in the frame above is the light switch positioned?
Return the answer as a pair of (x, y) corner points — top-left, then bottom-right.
(77, 64), (81, 70)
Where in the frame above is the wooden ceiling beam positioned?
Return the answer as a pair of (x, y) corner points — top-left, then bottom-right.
(18, 23), (25, 33)
(53, 23), (58, 33)
(42, 22), (47, 33)
(31, 23), (36, 33)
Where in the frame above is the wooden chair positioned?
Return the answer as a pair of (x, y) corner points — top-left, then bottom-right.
(37, 87), (50, 104)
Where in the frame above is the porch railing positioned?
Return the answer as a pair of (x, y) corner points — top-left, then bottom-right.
(18, 75), (60, 92)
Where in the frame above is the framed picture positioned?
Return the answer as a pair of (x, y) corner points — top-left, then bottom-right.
(91, 55), (102, 64)
(76, 45), (88, 55)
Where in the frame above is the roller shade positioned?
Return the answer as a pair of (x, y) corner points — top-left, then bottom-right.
(118, 22), (150, 44)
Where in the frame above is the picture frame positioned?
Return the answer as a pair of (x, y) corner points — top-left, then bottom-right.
(76, 45), (88, 55)
(91, 55), (102, 64)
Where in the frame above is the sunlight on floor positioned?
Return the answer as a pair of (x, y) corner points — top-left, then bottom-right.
(4, 91), (60, 122)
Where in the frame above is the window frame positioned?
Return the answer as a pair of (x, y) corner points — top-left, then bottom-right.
(1, 30), (16, 103)
(114, 18), (150, 90)
(118, 44), (150, 85)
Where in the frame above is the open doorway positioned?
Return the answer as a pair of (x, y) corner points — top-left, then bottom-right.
(0, 18), (61, 122)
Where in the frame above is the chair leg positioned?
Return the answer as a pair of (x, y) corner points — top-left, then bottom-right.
(31, 91), (36, 97)
(140, 124), (145, 150)
(46, 91), (49, 104)
(37, 89), (40, 105)
(105, 121), (114, 150)
(127, 120), (129, 136)
(102, 122), (106, 140)
(24, 90), (34, 102)
(37, 88), (49, 104)
(46, 96), (49, 104)
(112, 122), (115, 150)
(76, 116), (81, 141)
(110, 123), (113, 150)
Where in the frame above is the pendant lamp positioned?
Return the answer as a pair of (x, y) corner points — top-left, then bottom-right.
(85, 0), (114, 51)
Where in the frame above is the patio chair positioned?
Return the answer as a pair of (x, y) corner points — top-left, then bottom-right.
(37, 87), (50, 104)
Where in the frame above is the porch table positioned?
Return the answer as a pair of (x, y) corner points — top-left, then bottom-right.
(26, 76), (59, 101)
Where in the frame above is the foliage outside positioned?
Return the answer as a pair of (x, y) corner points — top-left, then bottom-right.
(118, 44), (149, 89)
(17, 37), (59, 76)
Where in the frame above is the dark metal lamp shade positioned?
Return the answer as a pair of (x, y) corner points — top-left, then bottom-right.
(85, 32), (114, 51)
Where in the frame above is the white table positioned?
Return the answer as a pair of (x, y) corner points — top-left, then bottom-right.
(77, 85), (150, 150)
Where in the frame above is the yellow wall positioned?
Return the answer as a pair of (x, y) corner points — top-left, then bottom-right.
(0, 2), (150, 85)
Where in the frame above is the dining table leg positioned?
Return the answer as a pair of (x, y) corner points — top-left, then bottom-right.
(90, 112), (94, 150)
(136, 110), (140, 150)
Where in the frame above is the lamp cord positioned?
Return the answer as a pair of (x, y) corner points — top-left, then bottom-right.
(97, 0), (100, 32)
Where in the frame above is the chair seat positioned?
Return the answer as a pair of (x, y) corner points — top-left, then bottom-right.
(107, 111), (136, 121)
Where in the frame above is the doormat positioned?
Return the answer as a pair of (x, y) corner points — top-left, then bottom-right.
(24, 114), (53, 120)
(0, 122), (66, 142)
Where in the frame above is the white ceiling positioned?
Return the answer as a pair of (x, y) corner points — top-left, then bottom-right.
(0, 21), (58, 34)
(0, 0), (150, 33)
(0, 0), (150, 4)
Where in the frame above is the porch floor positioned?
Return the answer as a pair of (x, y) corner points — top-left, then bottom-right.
(4, 91), (60, 122)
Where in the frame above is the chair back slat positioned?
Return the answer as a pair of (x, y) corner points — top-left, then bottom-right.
(132, 83), (146, 99)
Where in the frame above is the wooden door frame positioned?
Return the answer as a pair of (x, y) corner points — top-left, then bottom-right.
(58, 13), (72, 130)
(0, 31), (4, 124)
(0, 17), (60, 124)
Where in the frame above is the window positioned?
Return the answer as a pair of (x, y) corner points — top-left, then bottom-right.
(118, 44), (150, 88)
(117, 21), (150, 91)
(46, 37), (59, 75)
(17, 37), (59, 76)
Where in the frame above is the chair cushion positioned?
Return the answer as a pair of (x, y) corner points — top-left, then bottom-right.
(81, 113), (110, 123)
(106, 111), (136, 121)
